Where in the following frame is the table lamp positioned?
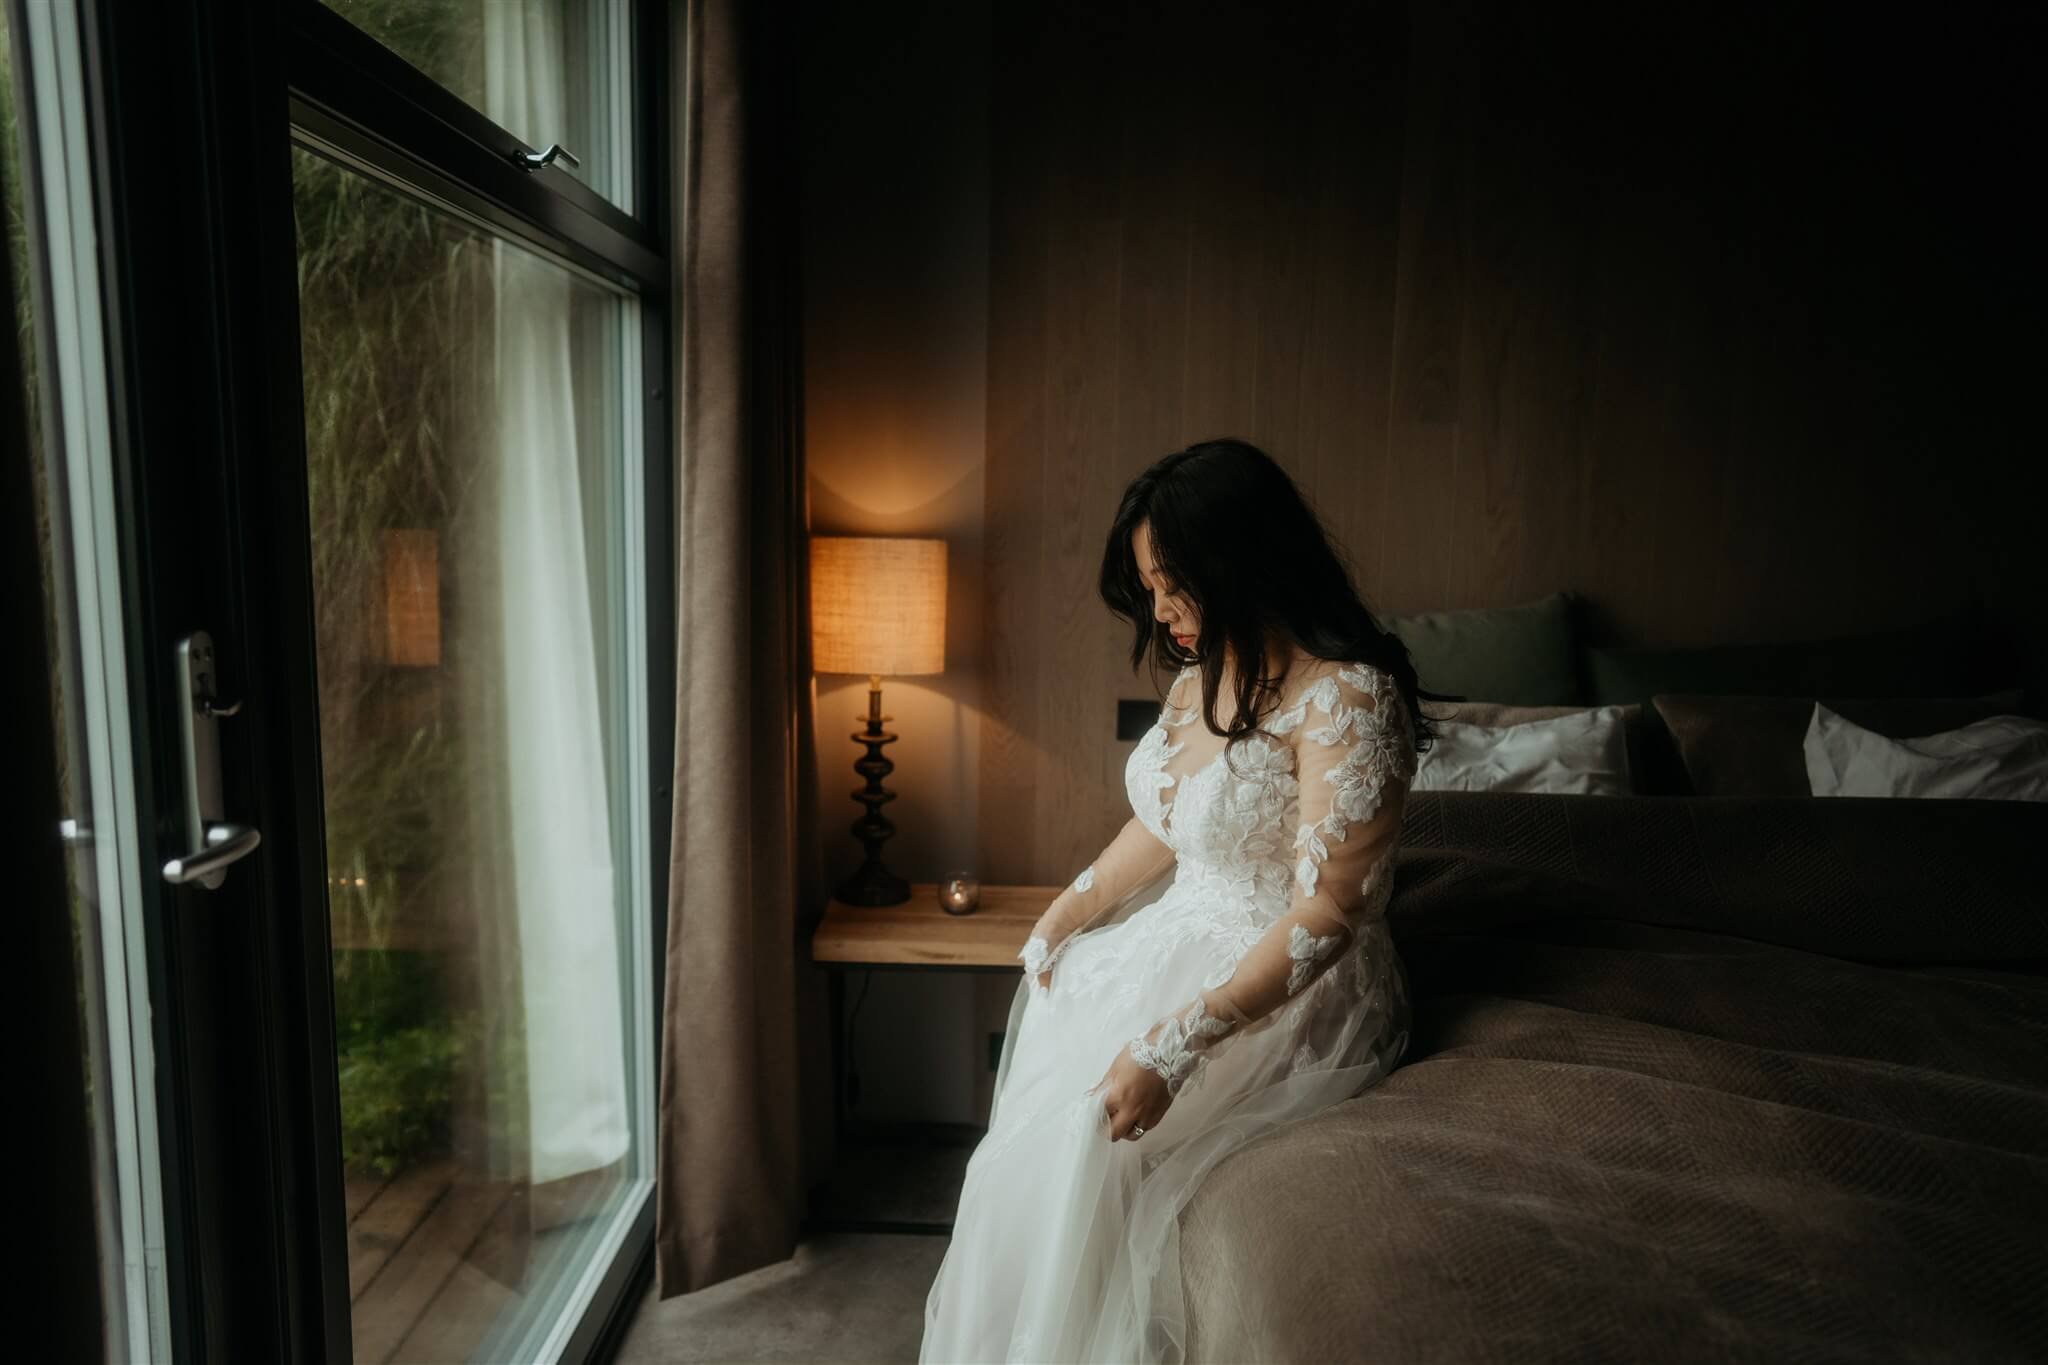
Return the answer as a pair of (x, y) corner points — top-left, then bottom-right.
(810, 535), (947, 906)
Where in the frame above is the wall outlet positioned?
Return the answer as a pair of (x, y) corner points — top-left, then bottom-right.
(988, 1031), (1005, 1071)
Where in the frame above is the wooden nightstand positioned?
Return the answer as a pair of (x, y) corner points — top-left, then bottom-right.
(812, 882), (1059, 969)
(808, 883), (1059, 1234)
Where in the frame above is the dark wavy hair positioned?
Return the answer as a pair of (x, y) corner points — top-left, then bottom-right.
(1099, 437), (1459, 773)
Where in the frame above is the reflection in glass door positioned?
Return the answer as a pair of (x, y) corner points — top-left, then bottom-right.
(291, 142), (652, 1364)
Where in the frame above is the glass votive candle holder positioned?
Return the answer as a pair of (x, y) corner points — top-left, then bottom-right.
(938, 871), (980, 915)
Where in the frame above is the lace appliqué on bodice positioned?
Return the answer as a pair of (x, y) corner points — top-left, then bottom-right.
(1101, 656), (1416, 1100)
(1124, 658), (1411, 909)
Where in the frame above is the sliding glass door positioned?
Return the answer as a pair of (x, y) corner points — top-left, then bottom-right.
(11, 0), (672, 1359)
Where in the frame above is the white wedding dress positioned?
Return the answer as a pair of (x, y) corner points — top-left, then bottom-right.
(920, 655), (1418, 1364)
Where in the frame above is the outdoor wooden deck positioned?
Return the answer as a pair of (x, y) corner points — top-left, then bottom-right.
(345, 1160), (526, 1364)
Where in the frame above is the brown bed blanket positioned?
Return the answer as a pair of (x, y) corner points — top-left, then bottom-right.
(1177, 793), (2048, 1364)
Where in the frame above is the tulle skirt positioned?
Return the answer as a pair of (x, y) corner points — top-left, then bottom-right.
(919, 893), (1411, 1365)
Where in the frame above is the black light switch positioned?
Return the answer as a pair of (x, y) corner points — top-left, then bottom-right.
(1116, 699), (1158, 741)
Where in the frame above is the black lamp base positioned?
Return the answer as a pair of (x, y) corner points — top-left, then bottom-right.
(835, 859), (911, 907)
(839, 675), (912, 908)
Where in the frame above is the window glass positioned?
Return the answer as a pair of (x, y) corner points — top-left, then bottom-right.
(292, 143), (651, 1364)
(320, 0), (635, 213)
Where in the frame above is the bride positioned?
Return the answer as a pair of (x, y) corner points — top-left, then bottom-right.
(920, 438), (1447, 1364)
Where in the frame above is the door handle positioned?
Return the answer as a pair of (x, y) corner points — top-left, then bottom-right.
(161, 631), (261, 889)
(164, 822), (261, 885)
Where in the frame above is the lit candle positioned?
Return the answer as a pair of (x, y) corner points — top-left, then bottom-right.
(938, 872), (979, 915)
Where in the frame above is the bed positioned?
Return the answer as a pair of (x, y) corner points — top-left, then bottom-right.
(1175, 791), (2048, 1363)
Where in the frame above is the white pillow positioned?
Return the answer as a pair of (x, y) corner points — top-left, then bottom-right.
(1412, 705), (1633, 796)
(1803, 702), (2048, 801)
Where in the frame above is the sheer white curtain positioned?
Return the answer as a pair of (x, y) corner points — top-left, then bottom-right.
(486, 2), (629, 1186)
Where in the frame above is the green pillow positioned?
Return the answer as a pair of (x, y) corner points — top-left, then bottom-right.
(1385, 592), (1581, 706)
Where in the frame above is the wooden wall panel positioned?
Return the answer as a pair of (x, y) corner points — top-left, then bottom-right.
(977, 0), (2037, 884)
(1376, 0), (1460, 612)
(1037, 4), (1128, 883)
(974, 0), (1051, 883)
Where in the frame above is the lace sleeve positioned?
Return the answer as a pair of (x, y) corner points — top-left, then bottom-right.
(1122, 661), (1412, 1095)
(1019, 814), (1176, 991)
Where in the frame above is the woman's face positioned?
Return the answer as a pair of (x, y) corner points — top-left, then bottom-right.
(1132, 521), (1200, 649)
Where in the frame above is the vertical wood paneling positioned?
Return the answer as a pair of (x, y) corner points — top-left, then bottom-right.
(1106, 0), (1197, 709)
(1245, 7), (1325, 473)
(1175, 4), (1266, 444)
(1036, 2), (1129, 876)
(1448, 7), (1592, 616)
(979, 0), (2025, 882)
(1292, 1), (1406, 569)
(1377, 0), (1466, 613)
(1109, 4), (1192, 474)
(975, 0), (1052, 883)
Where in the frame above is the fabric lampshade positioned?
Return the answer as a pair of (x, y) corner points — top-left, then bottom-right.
(810, 535), (947, 676)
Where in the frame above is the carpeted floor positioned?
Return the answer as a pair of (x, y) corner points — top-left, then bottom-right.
(616, 1132), (972, 1363)
(613, 1232), (948, 1364)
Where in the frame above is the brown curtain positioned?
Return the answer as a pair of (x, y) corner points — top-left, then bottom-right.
(655, 0), (834, 1297)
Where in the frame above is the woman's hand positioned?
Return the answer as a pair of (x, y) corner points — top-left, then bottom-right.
(1086, 1043), (1173, 1142)
(1019, 910), (1073, 993)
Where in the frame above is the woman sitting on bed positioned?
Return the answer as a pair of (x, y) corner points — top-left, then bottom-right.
(921, 437), (1453, 1364)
